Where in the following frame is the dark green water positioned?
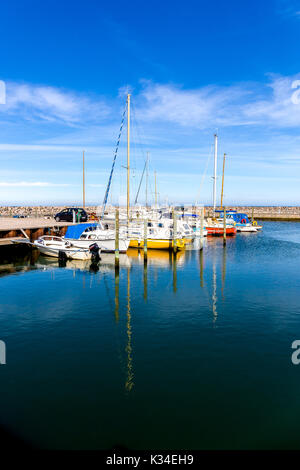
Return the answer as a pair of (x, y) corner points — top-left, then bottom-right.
(1, 221), (300, 450)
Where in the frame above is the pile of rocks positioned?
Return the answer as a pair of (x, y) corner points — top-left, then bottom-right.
(0, 206), (99, 218)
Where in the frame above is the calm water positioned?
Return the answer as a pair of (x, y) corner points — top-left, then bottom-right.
(1, 221), (300, 449)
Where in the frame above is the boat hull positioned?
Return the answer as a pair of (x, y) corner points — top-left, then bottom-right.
(34, 244), (92, 260)
(129, 238), (185, 250)
(206, 226), (237, 236)
(66, 237), (129, 253)
(236, 225), (257, 232)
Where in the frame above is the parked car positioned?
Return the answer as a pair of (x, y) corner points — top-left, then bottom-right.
(54, 208), (88, 222)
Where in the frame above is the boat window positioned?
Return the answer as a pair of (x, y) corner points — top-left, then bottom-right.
(184, 224), (189, 230)
(80, 234), (87, 239)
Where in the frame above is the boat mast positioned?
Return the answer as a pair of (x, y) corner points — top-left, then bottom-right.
(154, 170), (157, 207)
(220, 153), (226, 208)
(82, 150), (85, 208)
(127, 94), (130, 222)
(146, 152), (149, 208)
(213, 133), (218, 212)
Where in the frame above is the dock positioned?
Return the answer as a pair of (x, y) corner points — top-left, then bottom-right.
(0, 217), (75, 246)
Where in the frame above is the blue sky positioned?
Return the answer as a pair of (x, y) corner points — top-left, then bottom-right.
(0, 0), (300, 205)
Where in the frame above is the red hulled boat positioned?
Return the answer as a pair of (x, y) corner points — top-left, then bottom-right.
(206, 225), (237, 236)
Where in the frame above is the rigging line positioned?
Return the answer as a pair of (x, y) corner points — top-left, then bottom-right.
(131, 102), (155, 206)
(100, 102), (127, 219)
(134, 158), (147, 204)
(131, 102), (147, 160)
(194, 145), (214, 205)
(131, 103), (146, 200)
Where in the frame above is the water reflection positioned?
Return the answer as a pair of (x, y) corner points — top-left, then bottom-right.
(143, 261), (147, 301)
(212, 247), (218, 323)
(199, 249), (204, 288)
(125, 268), (134, 393)
(173, 253), (177, 293)
(2, 242), (223, 393)
(222, 246), (226, 297)
(114, 268), (119, 322)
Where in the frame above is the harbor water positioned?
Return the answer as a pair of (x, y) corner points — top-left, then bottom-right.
(0, 221), (300, 449)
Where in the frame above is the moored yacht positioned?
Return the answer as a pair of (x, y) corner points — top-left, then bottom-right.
(64, 223), (130, 253)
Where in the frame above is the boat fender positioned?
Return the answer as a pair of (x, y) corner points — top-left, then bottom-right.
(253, 220), (257, 226)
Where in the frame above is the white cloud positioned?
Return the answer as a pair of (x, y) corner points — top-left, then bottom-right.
(1, 74), (300, 136)
(0, 82), (111, 126)
(135, 80), (250, 128)
(244, 74), (300, 127)
(133, 75), (300, 129)
(0, 181), (70, 187)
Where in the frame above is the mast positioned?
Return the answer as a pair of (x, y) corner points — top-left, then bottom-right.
(154, 170), (157, 207)
(220, 153), (226, 208)
(146, 152), (149, 208)
(82, 150), (85, 208)
(127, 93), (131, 221)
(213, 133), (218, 212)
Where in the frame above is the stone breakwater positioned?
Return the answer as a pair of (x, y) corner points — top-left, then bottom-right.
(0, 206), (99, 218)
(0, 206), (300, 220)
(204, 206), (300, 220)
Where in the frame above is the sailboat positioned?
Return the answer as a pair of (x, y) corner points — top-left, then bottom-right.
(205, 134), (237, 236)
(101, 93), (187, 251)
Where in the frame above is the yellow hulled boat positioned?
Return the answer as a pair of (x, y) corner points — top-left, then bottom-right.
(129, 238), (185, 250)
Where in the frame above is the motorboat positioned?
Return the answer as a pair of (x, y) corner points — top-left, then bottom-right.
(205, 222), (237, 236)
(33, 236), (101, 260)
(215, 210), (262, 232)
(64, 223), (130, 253)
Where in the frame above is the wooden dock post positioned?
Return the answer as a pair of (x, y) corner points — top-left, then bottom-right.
(144, 218), (147, 264)
(223, 206), (227, 246)
(173, 209), (177, 253)
(115, 208), (119, 272)
(251, 207), (254, 225)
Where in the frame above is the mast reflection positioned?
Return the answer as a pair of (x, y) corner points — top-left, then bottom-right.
(212, 246), (217, 324)
(125, 268), (134, 392)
